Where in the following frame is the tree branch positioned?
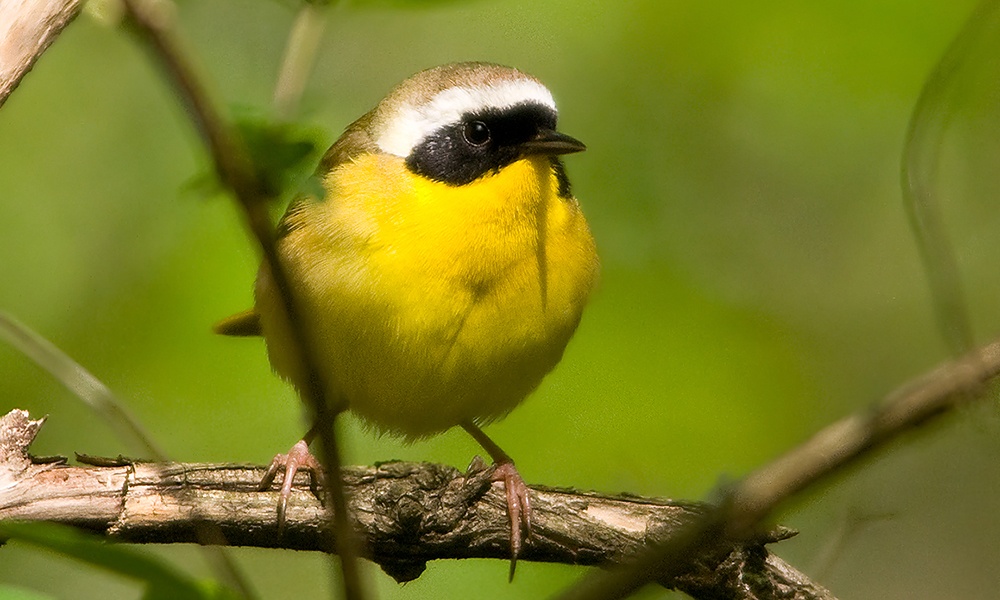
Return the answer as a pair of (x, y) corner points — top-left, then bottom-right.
(559, 338), (1000, 600)
(0, 409), (832, 600)
(0, 0), (83, 108)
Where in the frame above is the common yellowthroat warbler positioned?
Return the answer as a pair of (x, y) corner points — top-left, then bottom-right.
(216, 62), (598, 567)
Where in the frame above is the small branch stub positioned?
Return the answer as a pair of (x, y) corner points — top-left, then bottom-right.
(0, 409), (47, 475)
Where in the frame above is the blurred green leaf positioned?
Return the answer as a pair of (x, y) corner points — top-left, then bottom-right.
(232, 111), (324, 200)
(0, 523), (237, 600)
(182, 113), (324, 205)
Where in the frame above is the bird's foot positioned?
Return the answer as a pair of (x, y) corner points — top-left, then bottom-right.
(259, 439), (323, 532)
(491, 461), (531, 580)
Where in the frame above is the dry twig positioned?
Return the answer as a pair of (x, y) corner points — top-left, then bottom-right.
(117, 0), (365, 597)
(559, 339), (1000, 600)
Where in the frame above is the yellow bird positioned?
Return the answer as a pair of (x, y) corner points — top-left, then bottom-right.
(216, 62), (598, 566)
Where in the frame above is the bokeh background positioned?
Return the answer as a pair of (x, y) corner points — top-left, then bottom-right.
(2, 0), (1000, 598)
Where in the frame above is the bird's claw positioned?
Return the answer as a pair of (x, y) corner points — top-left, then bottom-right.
(259, 439), (323, 533)
(491, 461), (531, 580)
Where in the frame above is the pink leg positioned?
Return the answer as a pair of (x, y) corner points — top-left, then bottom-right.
(462, 422), (531, 579)
(259, 439), (323, 530)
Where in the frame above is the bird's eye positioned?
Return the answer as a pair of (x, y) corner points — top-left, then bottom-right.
(463, 120), (491, 146)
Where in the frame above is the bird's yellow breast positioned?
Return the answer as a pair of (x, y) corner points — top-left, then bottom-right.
(256, 152), (598, 438)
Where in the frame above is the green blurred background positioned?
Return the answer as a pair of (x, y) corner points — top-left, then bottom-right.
(2, 0), (1000, 598)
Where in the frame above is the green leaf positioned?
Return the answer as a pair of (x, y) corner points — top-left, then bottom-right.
(0, 523), (237, 600)
(232, 111), (325, 201)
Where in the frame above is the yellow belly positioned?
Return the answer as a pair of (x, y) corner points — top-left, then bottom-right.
(256, 153), (598, 438)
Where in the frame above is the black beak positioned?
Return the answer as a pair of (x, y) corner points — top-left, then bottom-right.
(519, 128), (587, 157)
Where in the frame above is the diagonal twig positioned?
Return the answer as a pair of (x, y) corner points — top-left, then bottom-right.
(117, 1), (366, 598)
(0, 0), (83, 108)
(559, 337), (1000, 599)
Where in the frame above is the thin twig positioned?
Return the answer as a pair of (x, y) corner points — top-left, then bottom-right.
(118, 1), (366, 598)
(558, 338), (1000, 599)
(900, 0), (1000, 356)
(273, 1), (329, 119)
(0, 311), (165, 460)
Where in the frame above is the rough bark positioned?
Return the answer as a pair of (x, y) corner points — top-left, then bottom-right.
(0, 409), (834, 600)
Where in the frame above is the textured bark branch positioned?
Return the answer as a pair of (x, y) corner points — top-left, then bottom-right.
(0, 409), (833, 600)
(0, 0), (83, 108)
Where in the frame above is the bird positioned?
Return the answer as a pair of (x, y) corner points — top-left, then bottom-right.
(215, 61), (599, 572)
